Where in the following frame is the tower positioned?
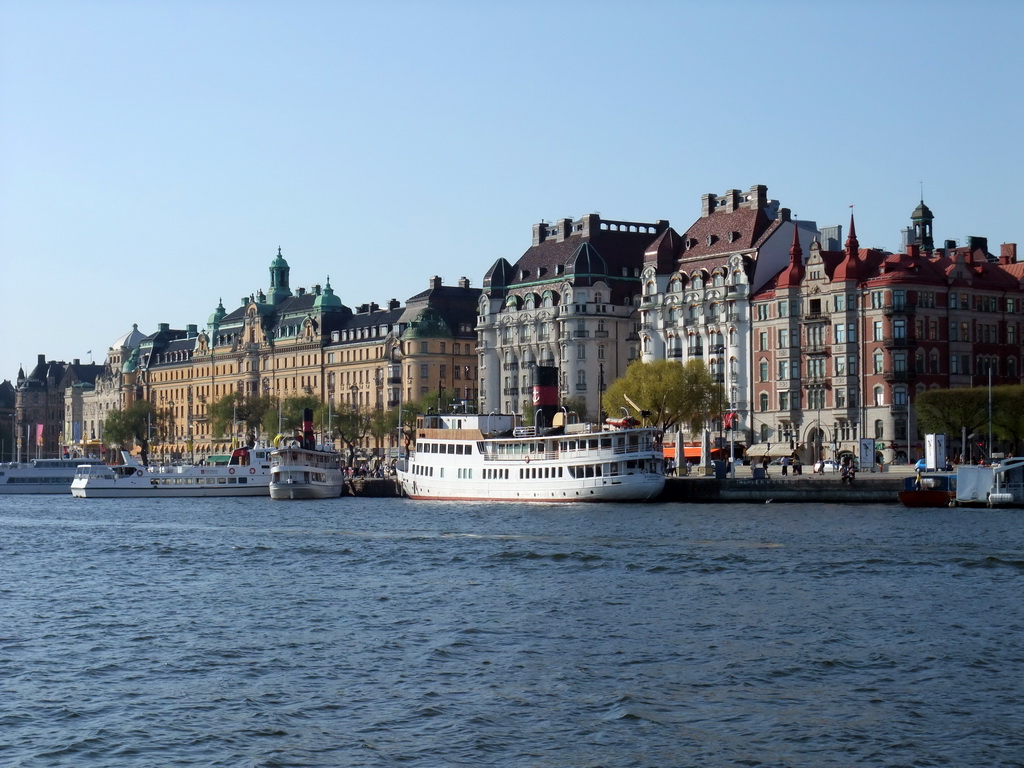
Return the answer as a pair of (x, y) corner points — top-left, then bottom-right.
(910, 200), (934, 252)
(268, 247), (293, 305)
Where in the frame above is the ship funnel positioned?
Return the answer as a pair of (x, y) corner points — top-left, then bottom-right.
(301, 407), (316, 449)
(532, 365), (559, 429)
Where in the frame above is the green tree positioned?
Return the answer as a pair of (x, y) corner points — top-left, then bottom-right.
(915, 387), (987, 447)
(207, 392), (278, 444)
(102, 400), (158, 465)
(602, 359), (722, 431)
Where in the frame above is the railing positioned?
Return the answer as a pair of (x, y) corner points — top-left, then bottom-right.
(883, 336), (916, 348)
(883, 303), (917, 316)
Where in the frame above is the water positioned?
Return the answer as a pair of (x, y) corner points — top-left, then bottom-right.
(1, 496), (1021, 767)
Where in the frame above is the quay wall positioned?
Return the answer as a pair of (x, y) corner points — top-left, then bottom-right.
(659, 476), (902, 504)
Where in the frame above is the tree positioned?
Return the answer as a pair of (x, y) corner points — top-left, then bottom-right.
(602, 359), (722, 432)
(207, 392), (278, 444)
(267, 394), (325, 439)
(102, 400), (158, 465)
(915, 387), (987, 450)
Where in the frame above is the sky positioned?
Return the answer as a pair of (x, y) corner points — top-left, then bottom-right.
(2, 0), (1023, 381)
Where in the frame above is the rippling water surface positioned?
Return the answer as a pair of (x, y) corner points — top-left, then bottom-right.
(1, 495), (1021, 767)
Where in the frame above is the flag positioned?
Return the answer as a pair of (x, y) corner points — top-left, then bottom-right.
(35, 424), (44, 446)
(723, 412), (736, 429)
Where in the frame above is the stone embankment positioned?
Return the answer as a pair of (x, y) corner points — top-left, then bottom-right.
(660, 472), (903, 504)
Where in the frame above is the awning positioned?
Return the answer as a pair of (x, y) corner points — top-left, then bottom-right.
(746, 444), (797, 459)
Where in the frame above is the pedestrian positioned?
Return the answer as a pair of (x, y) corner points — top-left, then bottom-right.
(781, 455), (790, 476)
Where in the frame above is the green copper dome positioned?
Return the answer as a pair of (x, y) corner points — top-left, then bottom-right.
(314, 276), (343, 311)
(208, 298), (227, 327)
(403, 306), (451, 339)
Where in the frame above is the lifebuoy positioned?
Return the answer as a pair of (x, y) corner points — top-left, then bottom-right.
(136, 469), (143, 477)
(249, 468), (256, 475)
(229, 467), (235, 474)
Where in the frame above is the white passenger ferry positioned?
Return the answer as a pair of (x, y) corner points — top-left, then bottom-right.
(268, 408), (345, 500)
(396, 411), (665, 502)
(0, 457), (105, 495)
(70, 447), (273, 498)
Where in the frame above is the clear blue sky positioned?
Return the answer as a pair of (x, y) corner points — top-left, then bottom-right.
(2, 0), (1022, 381)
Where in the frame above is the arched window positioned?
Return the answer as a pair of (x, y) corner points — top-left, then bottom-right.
(874, 420), (884, 439)
(759, 393), (769, 412)
(874, 386), (885, 406)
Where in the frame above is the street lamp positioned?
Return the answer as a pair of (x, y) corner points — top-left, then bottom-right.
(350, 384), (359, 461)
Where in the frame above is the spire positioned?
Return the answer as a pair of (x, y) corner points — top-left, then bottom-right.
(834, 212), (861, 281)
(845, 211), (859, 257)
(776, 223), (805, 288)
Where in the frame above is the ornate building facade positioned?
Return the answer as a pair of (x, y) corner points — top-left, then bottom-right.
(638, 184), (818, 453)
(477, 213), (667, 419)
(750, 203), (1021, 465)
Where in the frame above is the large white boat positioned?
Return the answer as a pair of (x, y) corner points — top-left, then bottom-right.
(70, 447), (273, 498)
(268, 409), (345, 500)
(396, 410), (665, 502)
(0, 457), (105, 495)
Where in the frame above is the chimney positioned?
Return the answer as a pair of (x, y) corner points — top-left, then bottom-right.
(532, 221), (547, 246)
(186, 324), (198, 338)
(907, 243), (921, 260)
(747, 184), (768, 210)
(389, 298), (401, 310)
(158, 323), (170, 332)
(73, 358), (80, 366)
(369, 302), (379, 312)
(555, 217), (572, 242)
(701, 193), (717, 217)
(723, 189), (741, 213)
(458, 276), (470, 289)
(1000, 243), (1017, 265)
(430, 276), (443, 290)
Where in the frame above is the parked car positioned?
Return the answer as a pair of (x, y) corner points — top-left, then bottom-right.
(814, 459), (840, 473)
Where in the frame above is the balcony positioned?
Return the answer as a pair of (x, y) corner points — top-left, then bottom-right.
(800, 312), (825, 323)
(890, 403), (908, 413)
(883, 368), (917, 382)
(883, 303), (917, 316)
(573, 330), (590, 338)
(667, 349), (683, 359)
(594, 330), (610, 338)
(502, 387), (520, 396)
(883, 335), (917, 348)
(805, 343), (828, 355)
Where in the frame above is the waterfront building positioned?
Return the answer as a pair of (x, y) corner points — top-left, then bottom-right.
(477, 213), (668, 419)
(750, 202), (1021, 466)
(15, 356), (104, 460)
(0, 380), (14, 462)
(638, 184), (819, 456)
(117, 249), (479, 460)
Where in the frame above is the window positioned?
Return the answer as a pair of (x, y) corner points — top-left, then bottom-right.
(871, 291), (884, 309)
(577, 344), (586, 360)
(780, 391), (790, 410)
(759, 393), (769, 412)
(759, 332), (768, 351)
(834, 294), (846, 312)
(420, 341), (429, 353)
(874, 386), (884, 406)
(836, 388), (846, 408)
(873, 321), (884, 341)
(778, 360), (790, 381)
(759, 360), (769, 382)
(778, 329), (788, 349)
(835, 323), (847, 344)
(873, 351), (884, 374)
(874, 419), (884, 439)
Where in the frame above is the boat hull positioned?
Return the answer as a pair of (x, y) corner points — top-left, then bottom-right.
(399, 474), (665, 503)
(269, 481), (344, 500)
(897, 490), (953, 508)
